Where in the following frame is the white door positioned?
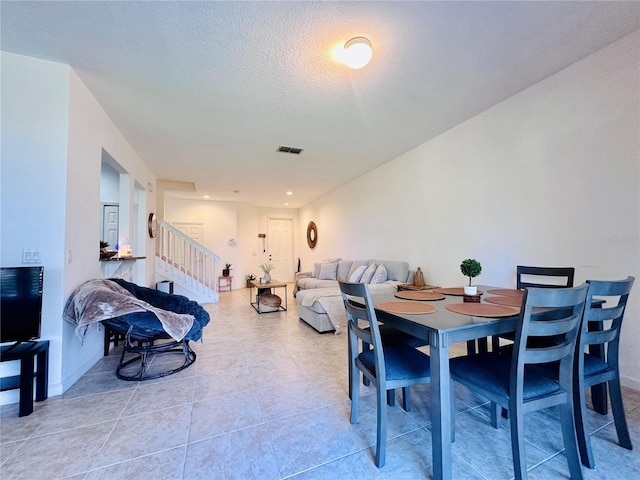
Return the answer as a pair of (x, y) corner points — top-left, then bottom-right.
(102, 204), (119, 248)
(267, 218), (294, 283)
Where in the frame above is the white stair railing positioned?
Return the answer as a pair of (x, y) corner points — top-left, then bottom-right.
(155, 219), (220, 297)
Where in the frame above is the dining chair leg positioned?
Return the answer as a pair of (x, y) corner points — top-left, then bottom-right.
(609, 377), (633, 449)
(573, 371), (595, 468)
(490, 402), (501, 429)
(387, 389), (396, 406)
(348, 341), (353, 401)
(509, 404), (527, 480)
(350, 366), (360, 425)
(590, 382), (608, 414)
(401, 386), (411, 411)
(559, 401), (584, 480)
(375, 385), (387, 467)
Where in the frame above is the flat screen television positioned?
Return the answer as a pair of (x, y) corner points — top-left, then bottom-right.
(0, 266), (44, 344)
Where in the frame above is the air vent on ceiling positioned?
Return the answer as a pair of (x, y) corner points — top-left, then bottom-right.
(277, 145), (304, 155)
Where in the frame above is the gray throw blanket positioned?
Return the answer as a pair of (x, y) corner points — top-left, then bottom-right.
(63, 279), (194, 342)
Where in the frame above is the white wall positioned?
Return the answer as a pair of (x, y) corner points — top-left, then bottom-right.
(163, 198), (299, 287)
(62, 67), (157, 389)
(1, 53), (70, 404)
(1, 52), (157, 404)
(299, 32), (640, 388)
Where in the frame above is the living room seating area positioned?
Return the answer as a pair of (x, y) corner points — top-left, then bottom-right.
(1, 288), (638, 480)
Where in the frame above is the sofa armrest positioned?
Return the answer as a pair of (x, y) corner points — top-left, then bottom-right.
(295, 271), (313, 281)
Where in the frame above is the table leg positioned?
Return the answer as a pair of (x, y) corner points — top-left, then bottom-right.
(431, 331), (452, 480)
(18, 354), (35, 417)
(283, 285), (288, 311)
(35, 345), (48, 402)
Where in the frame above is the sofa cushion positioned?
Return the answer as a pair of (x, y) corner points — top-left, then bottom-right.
(298, 277), (339, 290)
(336, 260), (354, 281)
(318, 262), (339, 280)
(370, 264), (388, 284)
(349, 265), (367, 282)
(369, 259), (409, 282)
(360, 263), (377, 284)
(313, 258), (342, 278)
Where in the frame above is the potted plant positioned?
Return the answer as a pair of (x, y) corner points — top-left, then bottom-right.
(222, 263), (232, 277)
(245, 273), (256, 288)
(259, 263), (274, 283)
(460, 258), (482, 295)
(99, 241), (117, 260)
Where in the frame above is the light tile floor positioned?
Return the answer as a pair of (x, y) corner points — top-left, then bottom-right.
(1, 286), (639, 479)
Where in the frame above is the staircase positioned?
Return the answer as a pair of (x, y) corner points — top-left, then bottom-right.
(154, 219), (220, 304)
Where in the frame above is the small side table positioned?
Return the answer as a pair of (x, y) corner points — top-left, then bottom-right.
(218, 275), (233, 292)
(249, 279), (288, 313)
(0, 341), (49, 416)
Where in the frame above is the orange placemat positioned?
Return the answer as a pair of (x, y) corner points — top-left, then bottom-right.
(433, 287), (483, 296)
(376, 301), (438, 315)
(487, 288), (523, 297)
(484, 296), (523, 308)
(445, 303), (519, 317)
(394, 291), (445, 301)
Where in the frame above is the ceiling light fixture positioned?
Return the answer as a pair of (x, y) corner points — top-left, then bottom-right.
(343, 37), (373, 69)
(203, 195), (210, 199)
(286, 191), (293, 196)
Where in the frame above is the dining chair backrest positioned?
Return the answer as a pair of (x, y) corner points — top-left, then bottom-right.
(516, 265), (575, 290)
(339, 281), (384, 370)
(581, 276), (634, 356)
(512, 285), (588, 393)
(573, 276), (635, 468)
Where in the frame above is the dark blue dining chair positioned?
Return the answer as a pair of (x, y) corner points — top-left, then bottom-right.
(450, 285), (588, 480)
(572, 276), (635, 468)
(339, 280), (431, 468)
(489, 265), (576, 353)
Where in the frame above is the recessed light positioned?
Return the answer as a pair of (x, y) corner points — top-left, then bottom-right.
(284, 203), (289, 206)
(286, 191), (293, 196)
(203, 195), (210, 199)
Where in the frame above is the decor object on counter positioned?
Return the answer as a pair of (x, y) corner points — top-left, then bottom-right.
(99, 241), (117, 260)
(259, 263), (274, 283)
(245, 273), (257, 288)
(460, 258), (482, 295)
(223, 263), (232, 277)
(307, 221), (318, 249)
(413, 267), (426, 287)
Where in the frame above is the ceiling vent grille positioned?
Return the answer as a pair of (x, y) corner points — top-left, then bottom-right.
(278, 145), (304, 155)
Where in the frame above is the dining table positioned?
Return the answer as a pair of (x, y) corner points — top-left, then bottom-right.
(370, 285), (523, 480)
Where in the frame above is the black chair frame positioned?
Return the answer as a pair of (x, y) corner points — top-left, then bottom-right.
(102, 317), (196, 381)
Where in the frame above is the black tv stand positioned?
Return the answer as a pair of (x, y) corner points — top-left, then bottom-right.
(0, 340), (49, 416)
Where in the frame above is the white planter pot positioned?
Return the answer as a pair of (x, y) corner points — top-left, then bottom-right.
(464, 285), (477, 295)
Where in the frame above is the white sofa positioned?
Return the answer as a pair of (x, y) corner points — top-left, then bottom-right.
(295, 259), (413, 333)
(295, 259), (412, 292)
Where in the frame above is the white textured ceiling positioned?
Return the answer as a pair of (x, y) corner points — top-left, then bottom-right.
(2, 1), (639, 208)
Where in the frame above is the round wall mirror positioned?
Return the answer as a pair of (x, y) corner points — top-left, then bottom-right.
(307, 221), (317, 249)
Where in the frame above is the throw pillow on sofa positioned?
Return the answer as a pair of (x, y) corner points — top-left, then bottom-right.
(360, 264), (377, 284)
(318, 262), (339, 280)
(348, 265), (367, 282)
(313, 258), (342, 278)
(370, 264), (388, 284)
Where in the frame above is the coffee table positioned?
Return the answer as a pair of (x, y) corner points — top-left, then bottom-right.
(249, 279), (288, 313)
